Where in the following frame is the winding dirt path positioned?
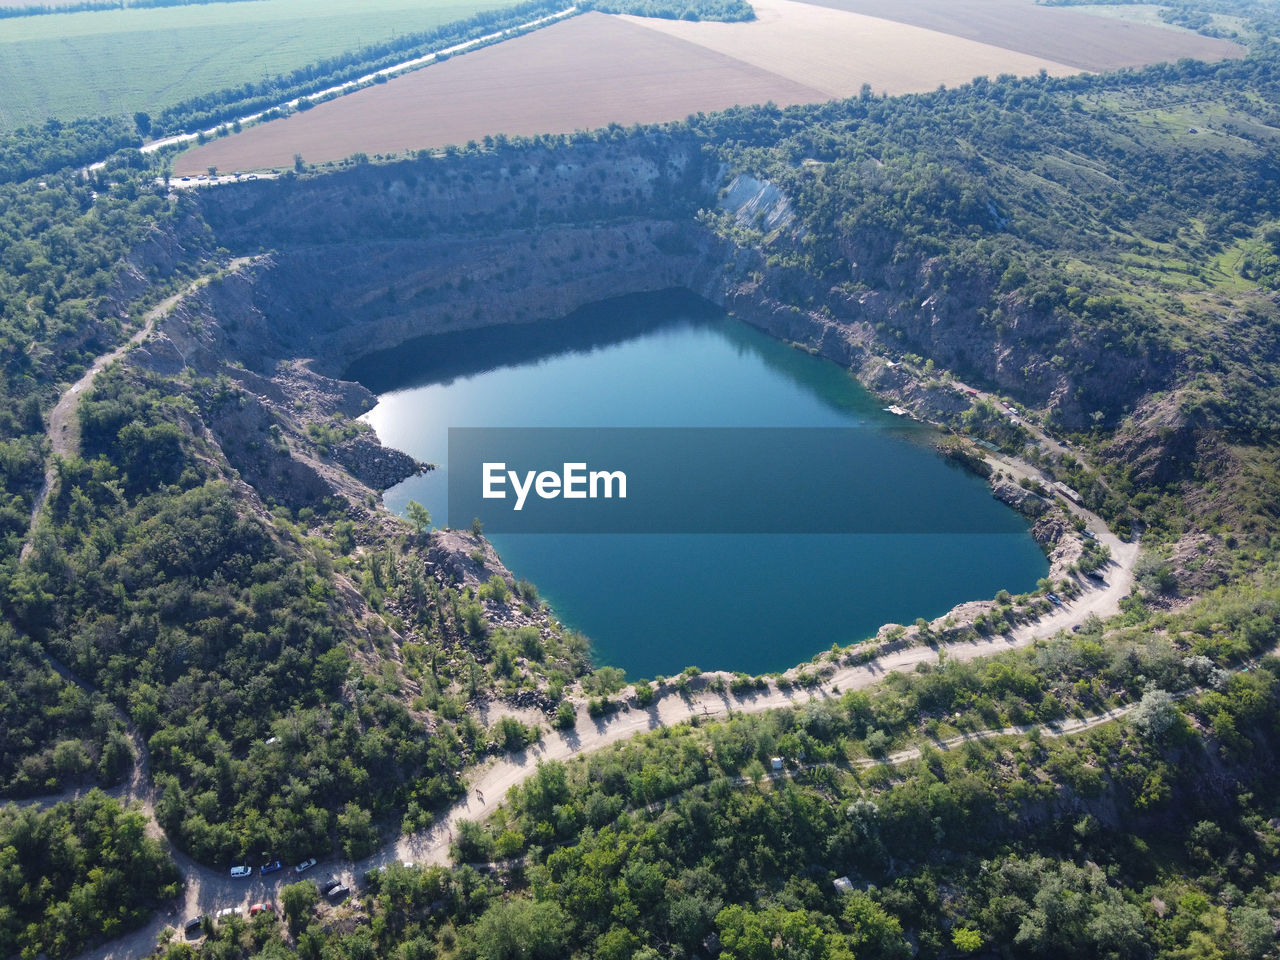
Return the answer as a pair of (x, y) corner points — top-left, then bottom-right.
(20, 264), (250, 561)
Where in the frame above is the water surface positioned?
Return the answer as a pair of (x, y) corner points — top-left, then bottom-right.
(351, 291), (1047, 678)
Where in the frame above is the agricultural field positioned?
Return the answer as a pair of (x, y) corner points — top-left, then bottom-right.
(173, 12), (833, 175)
(793, 0), (1246, 70)
(173, 0), (1248, 176)
(618, 0), (1080, 97)
(174, 0), (1087, 175)
(0, 0), (520, 130)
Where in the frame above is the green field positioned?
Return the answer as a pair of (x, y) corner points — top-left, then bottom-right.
(0, 0), (519, 130)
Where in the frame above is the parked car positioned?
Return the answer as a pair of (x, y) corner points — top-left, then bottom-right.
(327, 884), (350, 902)
(1086, 570), (1105, 582)
(295, 858), (317, 873)
(260, 860), (283, 876)
(1047, 593), (1062, 605)
(319, 877), (342, 895)
(183, 916), (205, 936)
(249, 902), (274, 916)
(216, 906), (242, 919)
(229, 865), (251, 878)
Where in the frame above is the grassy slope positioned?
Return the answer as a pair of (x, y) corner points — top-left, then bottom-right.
(0, 0), (518, 130)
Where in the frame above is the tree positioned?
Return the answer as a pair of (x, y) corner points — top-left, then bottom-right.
(406, 500), (431, 536)
(1132, 689), (1179, 739)
(841, 891), (909, 958)
(337, 802), (379, 860)
(469, 899), (568, 960)
(952, 928), (983, 953)
(133, 112), (151, 135)
(280, 881), (318, 937)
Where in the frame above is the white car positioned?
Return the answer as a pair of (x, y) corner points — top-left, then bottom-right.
(229, 865), (252, 878)
(294, 858), (317, 874)
(216, 906), (242, 919)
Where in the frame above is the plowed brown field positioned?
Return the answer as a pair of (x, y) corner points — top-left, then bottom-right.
(174, 13), (830, 175)
(792, 0), (1245, 71)
(174, 0), (1246, 176)
(619, 0), (1078, 98)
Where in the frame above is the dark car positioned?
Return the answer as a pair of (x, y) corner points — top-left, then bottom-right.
(184, 916), (205, 937)
(319, 877), (342, 895)
(260, 860), (283, 876)
(327, 884), (350, 901)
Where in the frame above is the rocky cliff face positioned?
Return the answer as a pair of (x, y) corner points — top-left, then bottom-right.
(174, 134), (1185, 503)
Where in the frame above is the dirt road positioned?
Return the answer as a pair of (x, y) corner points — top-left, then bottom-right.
(21, 263), (250, 561)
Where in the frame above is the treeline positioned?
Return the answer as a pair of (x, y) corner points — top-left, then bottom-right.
(580, 0), (754, 22)
(0, 115), (138, 184)
(0, 623), (131, 797)
(0, 791), (180, 960)
(0, 0), (260, 18)
(147, 0), (570, 138)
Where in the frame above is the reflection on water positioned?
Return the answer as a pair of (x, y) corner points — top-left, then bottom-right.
(350, 290), (1047, 678)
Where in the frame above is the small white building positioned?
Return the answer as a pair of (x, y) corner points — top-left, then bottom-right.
(833, 876), (855, 894)
(771, 757), (783, 772)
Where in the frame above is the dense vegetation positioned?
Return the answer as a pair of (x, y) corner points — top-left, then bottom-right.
(0, 790), (180, 960)
(0, 115), (138, 185)
(580, 0), (754, 22)
(0, 162), (207, 580)
(0, 623), (131, 796)
(670, 52), (1280, 561)
(154, 573), (1280, 959)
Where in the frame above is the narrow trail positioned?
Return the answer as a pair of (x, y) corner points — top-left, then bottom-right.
(20, 263), (250, 561)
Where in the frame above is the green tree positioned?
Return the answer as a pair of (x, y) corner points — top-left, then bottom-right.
(469, 899), (568, 960)
(337, 802), (379, 860)
(406, 499), (431, 535)
(280, 881), (318, 937)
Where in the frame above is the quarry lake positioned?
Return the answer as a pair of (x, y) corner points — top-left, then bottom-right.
(350, 291), (1048, 678)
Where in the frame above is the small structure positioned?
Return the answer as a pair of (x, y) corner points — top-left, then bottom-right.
(771, 757), (784, 772)
(833, 876), (855, 894)
(1053, 481), (1083, 505)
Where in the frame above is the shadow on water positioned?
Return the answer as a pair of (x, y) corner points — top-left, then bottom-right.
(344, 289), (722, 393)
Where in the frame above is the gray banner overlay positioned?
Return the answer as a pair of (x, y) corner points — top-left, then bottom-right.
(447, 427), (1025, 534)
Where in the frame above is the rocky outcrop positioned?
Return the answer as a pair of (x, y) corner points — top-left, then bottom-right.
(992, 478), (1051, 517)
(331, 434), (427, 490)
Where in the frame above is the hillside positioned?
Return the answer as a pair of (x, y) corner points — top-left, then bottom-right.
(2, 6), (1280, 960)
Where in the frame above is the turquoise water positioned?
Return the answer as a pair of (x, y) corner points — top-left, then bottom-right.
(350, 291), (1047, 678)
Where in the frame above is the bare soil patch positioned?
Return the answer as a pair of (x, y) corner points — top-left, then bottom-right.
(621, 0), (1080, 98)
(791, 0), (1246, 71)
(174, 13), (829, 175)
